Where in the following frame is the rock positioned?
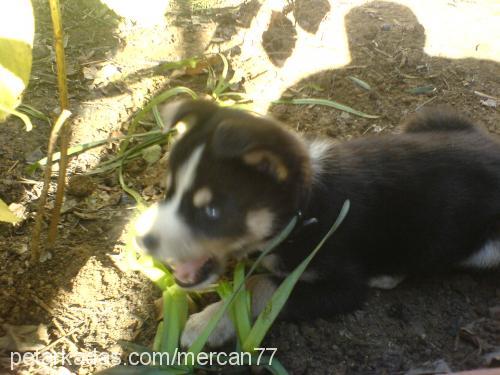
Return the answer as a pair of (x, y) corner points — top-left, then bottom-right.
(67, 174), (96, 197)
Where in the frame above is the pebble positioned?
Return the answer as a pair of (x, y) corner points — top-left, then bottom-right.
(67, 174), (96, 197)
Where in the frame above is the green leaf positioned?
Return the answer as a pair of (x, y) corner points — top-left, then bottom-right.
(0, 0), (34, 124)
(153, 321), (164, 352)
(161, 285), (188, 356)
(0, 199), (20, 224)
(18, 103), (51, 124)
(142, 144), (162, 164)
(242, 200), (350, 352)
(156, 57), (199, 73)
(407, 85), (436, 95)
(187, 217), (298, 358)
(28, 130), (163, 174)
(152, 105), (164, 129)
(212, 54), (230, 98)
(273, 98), (379, 119)
(121, 87), (198, 154)
(262, 357), (288, 375)
(231, 263), (252, 345)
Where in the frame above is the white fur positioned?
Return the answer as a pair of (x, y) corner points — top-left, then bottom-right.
(461, 240), (500, 268)
(181, 301), (235, 348)
(135, 145), (205, 263)
(193, 187), (212, 207)
(246, 209), (274, 239)
(181, 275), (278, 348)
(307, 138), (334, 183)
(249, 275), (278, 314)
(165, 172), (172, 191)
(368, 275), (405, 289)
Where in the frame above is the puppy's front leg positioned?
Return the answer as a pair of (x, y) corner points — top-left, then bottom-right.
(181, 300), (235, 348)
(181, 275), (278, 348)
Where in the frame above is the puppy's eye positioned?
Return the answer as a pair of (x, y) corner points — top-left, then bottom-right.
(204, 205), (220, 220)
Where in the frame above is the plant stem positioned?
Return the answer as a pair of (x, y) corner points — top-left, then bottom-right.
(47, 0), (71, 245)
(31, 110), (71, 263)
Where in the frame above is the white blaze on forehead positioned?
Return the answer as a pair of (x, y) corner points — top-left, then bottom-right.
(134, 204), (159, 237)
(176, 144), (205, 196)
(136, 144), (206, 262)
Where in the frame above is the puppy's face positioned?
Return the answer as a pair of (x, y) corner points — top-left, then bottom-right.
(135, 100), (311, 290)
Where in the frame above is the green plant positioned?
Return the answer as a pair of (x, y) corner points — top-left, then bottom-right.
(100, 201), (349, 374)
(0, 0), (34, 223)
(39, 52), (364, 373)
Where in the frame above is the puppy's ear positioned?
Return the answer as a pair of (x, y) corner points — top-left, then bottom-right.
(212, 116), (305, 182)
(160, 100), (218, 133)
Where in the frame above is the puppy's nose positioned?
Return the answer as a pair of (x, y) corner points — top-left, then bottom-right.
(138, 233), (159, 253)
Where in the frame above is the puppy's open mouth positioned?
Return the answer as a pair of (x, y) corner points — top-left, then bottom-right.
(171, 256), (219, 289)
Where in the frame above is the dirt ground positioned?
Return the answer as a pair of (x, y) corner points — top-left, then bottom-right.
(0, 0), (499, 374)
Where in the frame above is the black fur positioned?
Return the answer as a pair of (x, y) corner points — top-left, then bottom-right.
(151, 100), (500, 327)
(272, 111), (500, 320)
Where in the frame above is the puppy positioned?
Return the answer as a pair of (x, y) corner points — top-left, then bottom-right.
(135, 100), (500, 348)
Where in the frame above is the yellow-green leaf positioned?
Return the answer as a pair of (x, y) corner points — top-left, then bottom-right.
(0, 199), (20, 224)
(0, 0), (34, 125)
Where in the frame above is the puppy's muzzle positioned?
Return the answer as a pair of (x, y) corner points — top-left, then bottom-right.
(136, 233), (221, 289)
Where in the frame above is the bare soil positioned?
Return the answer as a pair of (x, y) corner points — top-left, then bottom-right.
(0, 1), (498, 374)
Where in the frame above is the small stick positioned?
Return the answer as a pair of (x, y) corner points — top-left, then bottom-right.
(31, 110), (71, 263)
(52, 318), (79, 353)
(32, 293), (56, 315)
(31, 294), (79, 352)
(38, 323), (82, 353)
(415, 95), (437, 111)
(7, 160), (19, 173)
(473, 90), (499, 101)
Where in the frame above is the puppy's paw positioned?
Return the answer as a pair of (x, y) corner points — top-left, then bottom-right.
(181, 301), (235, 348)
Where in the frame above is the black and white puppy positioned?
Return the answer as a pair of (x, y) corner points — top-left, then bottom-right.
(135, 100), (500, 347)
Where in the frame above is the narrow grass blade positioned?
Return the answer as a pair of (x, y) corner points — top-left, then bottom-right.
(18, 104), (51, 124)
(115, 131), (173, 208)
(262, 357), (288, 375)
(152, 105), (164, 129)
(231, 263), (252, 345)
(216, 265), (252, 348)
(161, 285), (188, 356)
(121, 86), (198, 154)
(156, 57), (199, 73)
(348, 76), (371, 91)
(212, 54), (230, 98)
(187, 216), (298, 358)
(119, 163), (145, 209)
(33, 130), (163, 169)
(242, 200), (350, 352)
(0, 103), (33, 131)
(153, 321), (164, 352)
(273, 98), (379, 119)
(407, 85), (436, 95)
(88, 131), (167, 175)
